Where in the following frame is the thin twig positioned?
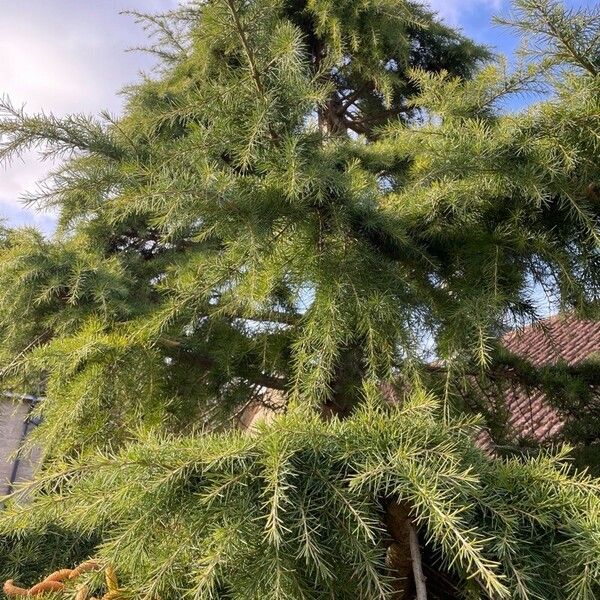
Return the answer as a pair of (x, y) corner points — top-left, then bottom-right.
(223, 0), (264, 96)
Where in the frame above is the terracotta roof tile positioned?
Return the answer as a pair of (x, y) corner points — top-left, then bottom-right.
(503, 314), (600, 367)
(499, 314), (600, 444)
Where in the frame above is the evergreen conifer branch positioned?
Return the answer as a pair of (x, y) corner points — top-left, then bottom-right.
(0, 0), (599, 597)
(0, 98), (126, 163)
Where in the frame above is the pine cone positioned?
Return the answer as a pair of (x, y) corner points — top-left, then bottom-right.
(3, 580), (28, 597)
(27, 581), (64, 596)
(74, 585), (89, 600)
(69, 561), (101, 580)
(43, 571), (73, 583)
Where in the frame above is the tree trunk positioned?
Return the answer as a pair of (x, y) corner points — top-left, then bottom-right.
(383, 500), (415, 599)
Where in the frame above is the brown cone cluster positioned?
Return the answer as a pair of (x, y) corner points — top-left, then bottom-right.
(2, 560), (122, 599)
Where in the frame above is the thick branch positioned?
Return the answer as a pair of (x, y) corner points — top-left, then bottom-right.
(229, 309), (299, 326)
(409, 521), (428, 600)
(159, 338), (288, 390)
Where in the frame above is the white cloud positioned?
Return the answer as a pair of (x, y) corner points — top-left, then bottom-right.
(0, 0), (175, 232)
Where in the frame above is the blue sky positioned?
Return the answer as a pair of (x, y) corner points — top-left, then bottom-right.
(0, 0), (592, 233)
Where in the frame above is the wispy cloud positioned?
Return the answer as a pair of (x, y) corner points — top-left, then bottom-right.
(0, 0), (175, 233)
(426, 0), (504, 25)
(0, 196), (58, 232)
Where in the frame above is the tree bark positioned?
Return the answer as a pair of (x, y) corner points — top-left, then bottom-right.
(409, 520), (428, 600)
(383, 500), (414, 598)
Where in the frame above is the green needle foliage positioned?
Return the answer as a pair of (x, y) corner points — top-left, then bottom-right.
(0, 0), (599, 598)
(3, 395), (600, 600)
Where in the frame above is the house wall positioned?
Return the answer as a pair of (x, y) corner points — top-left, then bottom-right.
(0, 397), (41, 496)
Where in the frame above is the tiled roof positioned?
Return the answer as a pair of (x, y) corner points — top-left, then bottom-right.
(499, 314), (600, 443)
(502, 314), (600, 367)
